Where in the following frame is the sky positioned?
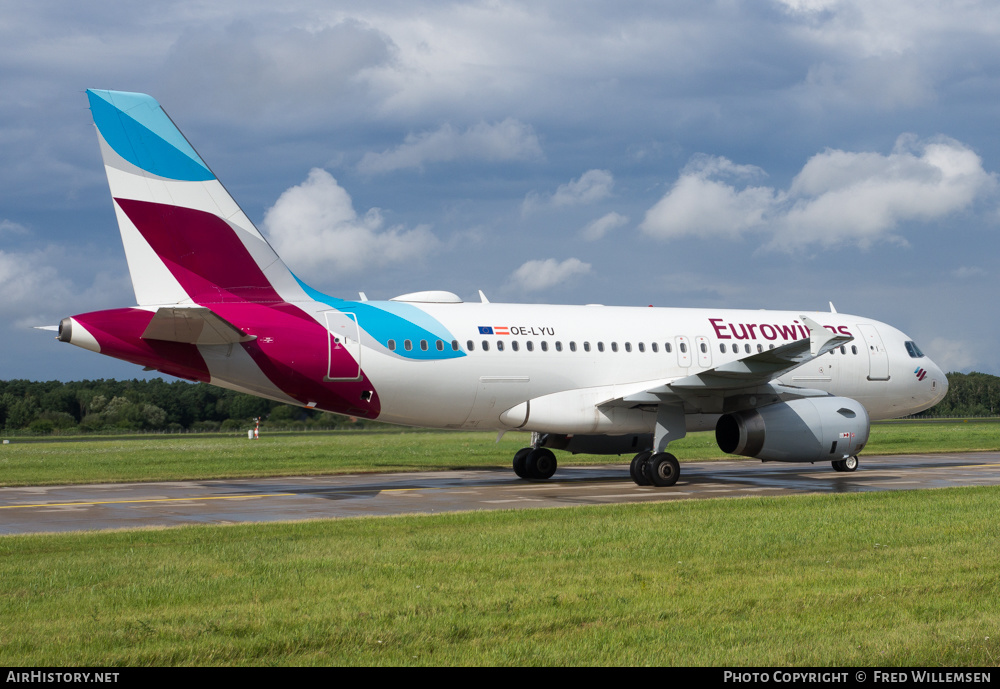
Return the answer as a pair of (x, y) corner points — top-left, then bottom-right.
(2, 0), (1000, 381)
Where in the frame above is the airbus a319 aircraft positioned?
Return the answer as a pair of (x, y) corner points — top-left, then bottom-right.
(54, 90), (948, 486)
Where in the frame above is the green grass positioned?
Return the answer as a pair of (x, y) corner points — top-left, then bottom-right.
(1, 420), (999, 487)
(2, 487), (999, 666)
(868, 419), (1000, 455)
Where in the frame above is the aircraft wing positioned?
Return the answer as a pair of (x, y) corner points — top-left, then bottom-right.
(669, 315), (851, 390)
(141, 307), (256, 345)
(600, 315), (852, 410)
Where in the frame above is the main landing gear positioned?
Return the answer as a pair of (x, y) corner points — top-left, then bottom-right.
(630, 451), (680, 487)
(512, 447), (558, 480)
(832, 455), (859, 472)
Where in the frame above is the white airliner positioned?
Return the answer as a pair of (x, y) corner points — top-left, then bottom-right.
(55, 90), (948, 486)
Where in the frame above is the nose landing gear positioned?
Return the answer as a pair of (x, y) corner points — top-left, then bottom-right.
(832, 455), (859, 472)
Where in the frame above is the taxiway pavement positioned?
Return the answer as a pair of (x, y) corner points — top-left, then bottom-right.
(3, 453), (999, 535)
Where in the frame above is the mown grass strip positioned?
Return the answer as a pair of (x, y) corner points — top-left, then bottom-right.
(1, 486), (998, 666)
(1, 421), (999, 487)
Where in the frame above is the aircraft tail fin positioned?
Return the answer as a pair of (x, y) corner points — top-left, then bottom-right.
(86, 89), (301, 306)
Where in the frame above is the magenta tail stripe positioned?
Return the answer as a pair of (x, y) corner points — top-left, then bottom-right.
(111, 199), (381, 415)
(115, 198), (282, 303)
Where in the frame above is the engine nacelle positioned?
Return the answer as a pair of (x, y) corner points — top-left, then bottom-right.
(715, 397), (869, 462)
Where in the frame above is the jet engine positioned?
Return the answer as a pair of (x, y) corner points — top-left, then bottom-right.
(715, 396), (869, 462)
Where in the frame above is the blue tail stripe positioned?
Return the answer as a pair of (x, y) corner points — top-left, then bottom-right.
(294, 277), (464, 360)
(87, 89), (213, 182)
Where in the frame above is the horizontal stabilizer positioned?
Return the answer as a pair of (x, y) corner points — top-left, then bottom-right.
(141, 307), (256, 345)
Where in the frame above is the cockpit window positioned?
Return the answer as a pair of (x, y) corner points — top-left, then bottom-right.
(905, 341), (925, 358)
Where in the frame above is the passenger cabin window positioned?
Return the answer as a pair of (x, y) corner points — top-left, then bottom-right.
(905, 341), (925, 358)
(584, 342), (591, 352)
(388, 339), (396, 351)
(526, 341), (534, 352)
(744, 344), (751, 354)
(541, 341), (549, 352)
(598, 342), (605, 352)
(404, 340), (412, 351)
(482, 341), (489, 351)
(852, 345), (858, 355)
(757, 344), (763, 353)
(555, 341), (563, 352)
(497, 341), (505, 352)
(719, 344), (726, 354)
(638, 343), (645, 353)
(467, 340), (475, 351)
(611, 342), (619, 352)
(436, 340), (444, 351)
(625, 342), (632, 352)
(665, 343), (672, 353)
(570, 342), (577, 352)
(511, 341), (519, 351)
(700, 343), (708, 354)
(651, 343), (658, 353)
(452, 340), (460, 351)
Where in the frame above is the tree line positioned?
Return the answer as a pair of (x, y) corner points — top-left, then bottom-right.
(921, 372), (1000, 417)
(1, 372), (997, 434)
(0, 378), (383, 434)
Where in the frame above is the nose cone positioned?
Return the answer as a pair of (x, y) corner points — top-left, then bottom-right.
(928, 359), (948, 407)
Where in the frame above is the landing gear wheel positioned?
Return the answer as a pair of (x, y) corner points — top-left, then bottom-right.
(832, 455), (859, 473)
(630, 451), (652, 486)
(525, 448), (558, 480)
(513, 447), (532, 479)
(647, 453), (680, 487)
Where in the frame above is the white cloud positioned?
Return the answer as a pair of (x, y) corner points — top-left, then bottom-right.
(953, 266), (986, 279)
(523, 169), (615, 213)
(772, 136), (997, 249)
(160, 20), (396, 121)
(0, 246), (131, 327)
(508, 258), (591, 293)
(641, 136), (997, 250)
(927, 337), (979, 372)
(581, 212), (628, 241)
(262, 168), (438, 279)
(552, 170), (615, 207)
(357, 119), (542, 174)
(640, 156), (774, 240)
(0, 219), (28, 234)
(801, 56), (934, 110)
